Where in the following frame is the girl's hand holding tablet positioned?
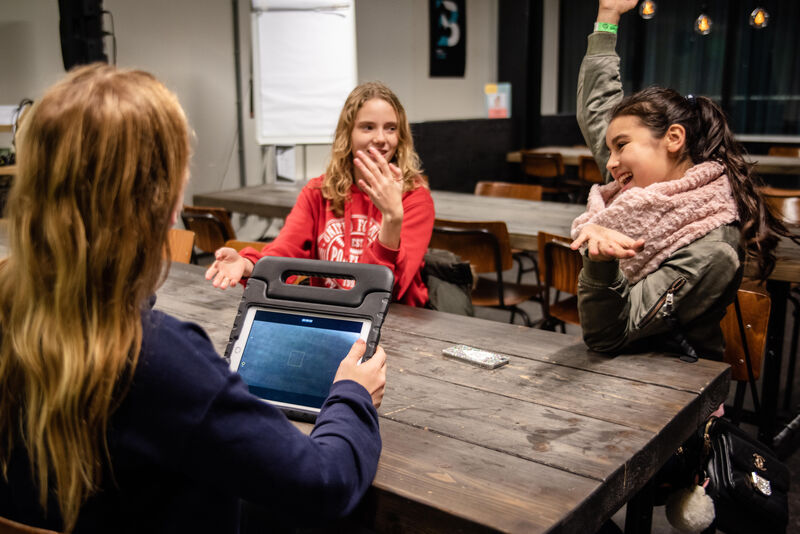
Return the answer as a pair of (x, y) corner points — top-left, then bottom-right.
(334, 340), (387, 409)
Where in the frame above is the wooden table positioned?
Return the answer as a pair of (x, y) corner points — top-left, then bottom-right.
(507, 146), (800, 176)
(154, 261), (729, 533)
(195, 185), (586, 252)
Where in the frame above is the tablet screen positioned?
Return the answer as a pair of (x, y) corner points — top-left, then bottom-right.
(230, 307), (370, 412)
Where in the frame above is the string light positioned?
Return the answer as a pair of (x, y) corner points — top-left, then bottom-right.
(694, 11), (713, 35)
(749, 7), (769, 29)
(638, 0), (656, 20)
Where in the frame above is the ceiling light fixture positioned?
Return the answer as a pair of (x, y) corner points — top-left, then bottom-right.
(638, 0), (656, 20)
(749, 7), (769, 29)
(694, 11), (713, 35)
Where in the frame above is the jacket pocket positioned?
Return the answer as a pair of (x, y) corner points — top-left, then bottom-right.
(637, 276), (687, 328)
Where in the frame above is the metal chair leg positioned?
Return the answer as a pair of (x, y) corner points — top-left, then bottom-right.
(782, 291), (799, 411)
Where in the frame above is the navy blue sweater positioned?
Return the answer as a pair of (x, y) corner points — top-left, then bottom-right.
(0, 309), (382, 532)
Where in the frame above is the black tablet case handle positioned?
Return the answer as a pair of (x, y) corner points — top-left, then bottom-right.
(224, 257), (394, 363)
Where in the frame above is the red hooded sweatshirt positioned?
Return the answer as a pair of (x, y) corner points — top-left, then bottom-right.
(239, 175), (434, 307)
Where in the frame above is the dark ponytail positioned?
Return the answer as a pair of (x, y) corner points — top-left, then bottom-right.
(611, 87), (795, 280)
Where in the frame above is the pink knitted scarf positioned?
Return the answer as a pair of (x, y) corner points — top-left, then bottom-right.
(570, 161), (739, 284)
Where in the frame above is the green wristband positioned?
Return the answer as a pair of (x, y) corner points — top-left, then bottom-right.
(594, 21), (618, 34)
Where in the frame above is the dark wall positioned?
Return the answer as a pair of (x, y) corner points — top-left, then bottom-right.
(411, 119), (515, 192)
(407, 1), (588, 193)
(537, 114), (585, 146)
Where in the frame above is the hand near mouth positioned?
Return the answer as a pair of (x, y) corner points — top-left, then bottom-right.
(571, 223), (645, 262)
(354, 147), (404, 248)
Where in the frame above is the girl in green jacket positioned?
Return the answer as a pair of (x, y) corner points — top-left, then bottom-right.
(571, 0), (794, 360)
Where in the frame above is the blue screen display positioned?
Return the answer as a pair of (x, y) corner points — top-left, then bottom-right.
(237, 309), (363, 409)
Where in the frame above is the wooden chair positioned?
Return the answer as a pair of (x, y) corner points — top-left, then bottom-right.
(0, 515), (61, 534)
(768, 146), (800, 157)
(474, 181), (544, 201)
(764, 195), (800, 225)
(576, 156), (605, 203)
(538, 232), (583, 332)
(473, 181), (543, 285)
(166, 228), (195, 264)
(721, 288), (771, 426)
(761, 191), (800, 411)
(180, 205), (236, 260)
(578, 155), (604, 185)
(429, 219), (544, 326)
(223, 239), (269, 252)
(758, 186), (800, 198)
(520, 151), (578, 201)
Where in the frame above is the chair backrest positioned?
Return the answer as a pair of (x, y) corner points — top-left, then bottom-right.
(538, 232), (582, 295)
(0, 515), (61, 534)
(474, 181), (543, 201)
(721, 288), (771, 381)
(758, 186), (800, 198)
(166, 228), (195, 264)
(429, 219), (513, 274)
(767, 146), (800, 157)
(520, 151), (564, 178)
(764, 195), (800, 225)
(578, 156), (604, 185)
(223, 239), (269, 252)
(181, 205), (236, 254)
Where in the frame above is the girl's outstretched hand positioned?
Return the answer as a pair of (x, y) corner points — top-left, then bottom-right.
(354, 147), (404, 248)
(204, 247), (254, 289)
(571, 223), (645, 262)
(334, 340), (387, 409)
(597, 0), (638, 23)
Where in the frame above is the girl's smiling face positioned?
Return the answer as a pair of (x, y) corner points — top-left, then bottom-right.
(350, 98), (399, 165)
(605, 115), (689, 192)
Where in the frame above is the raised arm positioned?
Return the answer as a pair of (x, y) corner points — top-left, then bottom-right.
(576, 0), (638, 183)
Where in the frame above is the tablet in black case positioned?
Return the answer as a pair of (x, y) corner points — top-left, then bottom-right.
(225, 257), (393, 421)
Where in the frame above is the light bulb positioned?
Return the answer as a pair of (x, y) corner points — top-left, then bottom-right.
(694, 13), (713, 35)
(749, 7), (769, 29)
(638, 0), (656, 20)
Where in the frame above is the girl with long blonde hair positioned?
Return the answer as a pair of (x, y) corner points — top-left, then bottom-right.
(206, 82), (434, 307)
(0, 64), (385, 533)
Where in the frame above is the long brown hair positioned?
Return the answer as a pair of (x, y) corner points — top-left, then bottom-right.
(611, 87), (796, 280)
(0, 64), (189, 531)
(322, 81), (423, 216)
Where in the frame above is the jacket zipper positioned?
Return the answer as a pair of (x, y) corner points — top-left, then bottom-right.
(637, 277), (687, 328)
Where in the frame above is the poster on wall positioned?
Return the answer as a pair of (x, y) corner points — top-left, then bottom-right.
(429, 0), (466, 77)
(485, 83), (511, 118)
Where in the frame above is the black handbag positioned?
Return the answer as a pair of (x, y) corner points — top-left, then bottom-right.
(702, 416), (790, 534)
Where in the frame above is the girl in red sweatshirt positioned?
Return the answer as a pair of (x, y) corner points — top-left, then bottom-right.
(205, 82), (434, 307)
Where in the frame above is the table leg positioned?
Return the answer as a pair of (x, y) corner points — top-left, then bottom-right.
(759, 280), (789, 445)
(624, 478), (654, 534)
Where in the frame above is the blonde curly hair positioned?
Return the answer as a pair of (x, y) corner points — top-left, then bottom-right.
(322, 82), (424, 216)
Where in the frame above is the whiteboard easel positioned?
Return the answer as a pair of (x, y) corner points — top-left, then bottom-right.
(251, 0), (357, 182)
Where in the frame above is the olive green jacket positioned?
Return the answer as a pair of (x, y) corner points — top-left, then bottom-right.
(575, 31), (743, 361)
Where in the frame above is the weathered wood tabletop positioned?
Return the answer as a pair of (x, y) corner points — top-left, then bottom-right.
(194, 186), (585, 251)
(155, 262), (730, 533)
